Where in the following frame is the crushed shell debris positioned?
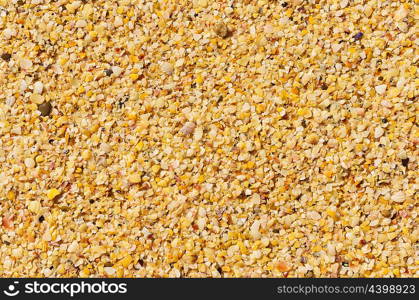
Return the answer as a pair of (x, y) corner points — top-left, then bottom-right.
(0, 0), (417, 278)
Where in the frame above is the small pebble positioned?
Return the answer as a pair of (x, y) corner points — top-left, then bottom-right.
(381, 100), (392, 108)
(276, 261), (291, 272)
(374, 127), (384, 139)
(375, 84), (387, 95)
(161, 62), (174, 75)
(394, 6), (408, 21)
(340, 0), (349, 9)
(6, 96), (15, 107)
(24, 158), (36, 168)
(19, 58), (33, 70)
(114, 16), (123, 27)
(33, 82), (43, 94)
(391, 191), (406, 203)
(3, 28), (15, 39)
(401, 158), (409, 167)
(307, 210), (321, 220)
(214, 22), (229, 38)
(305, 270), (314, 278)
(353, 32), (363, 41)
(342, 262), (349, 267)
(38, 102), (52, 117)
(111, 66), (123, 76)
(353, 107), (365, 117)
(381, 209), (392, 218)
(67, 241), (79, 253)
(75, 19), (87, 28)
(306, 133), (319, 145)
(100, 143), (112, 153)
(1, 53), (11, 61)
(104, 69), (113, 76)
(180, 122), (196, 135)
(104, 267), (116, 275)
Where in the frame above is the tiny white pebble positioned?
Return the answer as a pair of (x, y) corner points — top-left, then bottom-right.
(264, 24), (274, 34)
(20, 58), (33, 70)
(394, 6), (408, 21)
(242, 103), (251, 112)
(43, 268), (53, 277)
(175, 58), (185, 68)
(381, 100), (393, 108)
(33, 82), (44, 94)
(82, 4), (94, 18)
(104, 267), (116, 275)
(331, 43), (342, 53)
(340, 0), (349, 9)
(375, 84), (387, 95)
(192, 33), (202, 41)
(250, 220), (261, 239)
(100, 143), (112, 153)
(20, 79), (28, 92)
(114, 16), (123, 27)
(111, 66), (123, 76)
(67, 241), (79, 253)
(193, 127), (203, 140)
(6, 96), (15, 107)
(307, 211), (321, 220)
(24, 158), (35, 168)
(374, 127), (384, 139)
(75, 19), (87, 28)
(353, 107), (365, 116)
(180, 122), (196, 135)
(391, 191), (406, 203)
(3, 28), (15, 39)
(161, 62), (173, 75)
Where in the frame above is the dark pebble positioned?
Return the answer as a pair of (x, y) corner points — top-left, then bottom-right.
(353, 32), (363, 41)
(401, 158), (409, 167)
(38, 102), (52, 116)
(137, 259), (144, 267)
(38, 215), (45, 223)
(305, 271), (314, 278)
(381, 118), (388, 123)
(104, 69), (113, 76)
(1, 53), (12, 61)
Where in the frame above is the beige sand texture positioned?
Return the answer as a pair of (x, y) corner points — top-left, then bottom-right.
(0, 0), (417, 277)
